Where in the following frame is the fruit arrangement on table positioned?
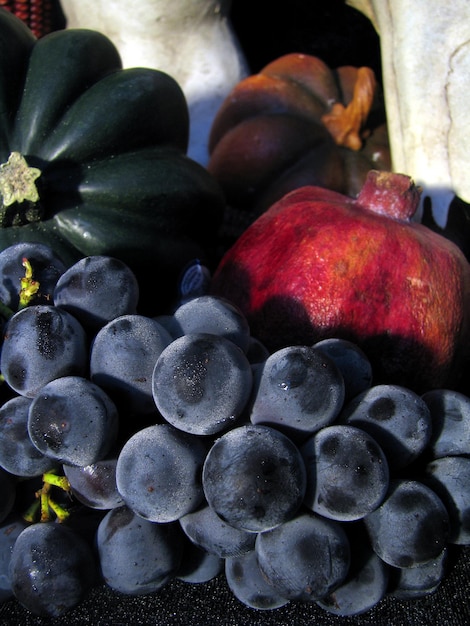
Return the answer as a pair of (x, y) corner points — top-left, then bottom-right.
(0, 4), (470, 625)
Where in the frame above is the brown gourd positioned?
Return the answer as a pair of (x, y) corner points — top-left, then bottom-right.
(208, 52), (390, 225)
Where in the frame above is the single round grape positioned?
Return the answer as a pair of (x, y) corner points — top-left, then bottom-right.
(9, 522), (97, 617)
(90, 314), (172, 415)
(225, 549), (290, 610)
(388, 547), (448, 599)
(0, 515), (28, 603)
(152, 332), (253, 436)
(96, 505), (183, 595)
(0, 242), (66, 311)
(421, 388), (470, 458)
(0, 395), (53, 477)
(255, 512), (350, 601)
(202, 424), (306, 532)
(173, 295), (251, 352)
(53, 255), (139, 331)
(176, 540), (223, 584)
(340, 384), (432, 470)
(177, 259), (211, 304)
(250, 345), (345, 442)
(0, 305), (88, 397)
(116, 424), (207, 523)
(423, 456), (470, 544)
(179, 502), (256, 558)
(63, 452), (123, 510)
(312, 337), (373, 401)
(363, 479), (450, 567)
(301, 425), (389, 521)
(28, 376), (119, 467)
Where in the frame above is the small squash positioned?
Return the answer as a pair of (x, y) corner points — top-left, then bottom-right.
(0, 9), (225, 313)
(208, 52), (390, 223)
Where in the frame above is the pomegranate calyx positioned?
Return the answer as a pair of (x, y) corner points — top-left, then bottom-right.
(356, 170), (421, 221)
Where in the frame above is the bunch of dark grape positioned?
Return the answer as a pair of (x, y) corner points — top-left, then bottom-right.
(0, 242), (469, 619)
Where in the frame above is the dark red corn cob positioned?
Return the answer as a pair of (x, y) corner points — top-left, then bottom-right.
(12, 1), (30, 23)
(29, 0), (54, 37)
(1, 0), (63, 38)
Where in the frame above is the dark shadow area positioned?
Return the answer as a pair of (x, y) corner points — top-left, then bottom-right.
(210, 259), (467, 395)
(422, 194), (470, 261)
(230, 0), (382, 81)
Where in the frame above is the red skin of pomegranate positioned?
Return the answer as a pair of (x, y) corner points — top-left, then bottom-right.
(210, 171), (470, 391)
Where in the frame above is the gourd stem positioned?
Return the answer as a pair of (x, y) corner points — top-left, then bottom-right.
(321, 67), (377, 151)
(0, 152), (43, 226)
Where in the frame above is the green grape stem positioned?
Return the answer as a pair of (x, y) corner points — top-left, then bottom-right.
(22, 470), (72, 524)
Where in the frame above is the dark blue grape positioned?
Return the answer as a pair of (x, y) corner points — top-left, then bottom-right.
(152, 333), (253, 436)
(423, 456), (470, 545)
(388, 547), (448, 599)
(250, 345), (345, 442)
(90, 314), (172, 415)
(61, 504), (107, 549)
(63, 451), (123, 510)
(0, 515), (28, 603)
(245, 336), (270, 364)
(116, 424), (207, 523)
(363, 479), (449, 567)
(340, 384), (432, 470)
(316, 523), (389, 616)
(0, 242), (66, 311)
(301, 425), (389, 521)
(96, 505), (183, 595)
(177, 259), (211, 305)
(173, 295), (251, 352)
(179, 502), (256, 558)
(225, 549), (290, 610)
(53, 255), (139, 332)
(9, 522), (97, 617)
(28, 376), (119, 467)
(312, 337), (373, 401)
(0, 305), (88, 397)
(421, 389), (470, 458)
(152, 313), (184, 340)
(255, 511), (350, 601)
(176, 540), (223, 584)
(0, 395), (53, 477)
(203, 424), (306, 532)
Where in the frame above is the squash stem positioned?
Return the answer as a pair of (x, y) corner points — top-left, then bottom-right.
(0, 152), (43, 226)
(321, 67), (377, 151)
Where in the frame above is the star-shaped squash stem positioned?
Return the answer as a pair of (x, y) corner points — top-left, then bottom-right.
(0, 152), (42, 207)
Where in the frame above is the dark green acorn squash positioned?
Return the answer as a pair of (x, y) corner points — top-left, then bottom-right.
(0, 9), (225, 313)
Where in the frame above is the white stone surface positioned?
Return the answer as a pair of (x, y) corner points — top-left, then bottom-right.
(348, 0), (470, 226)
(60, 0), (248, 166)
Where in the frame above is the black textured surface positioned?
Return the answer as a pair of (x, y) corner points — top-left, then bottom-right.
(0, 546), (469, 625)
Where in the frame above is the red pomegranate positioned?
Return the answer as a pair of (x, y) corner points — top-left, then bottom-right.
(210, 171), (470, 392)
